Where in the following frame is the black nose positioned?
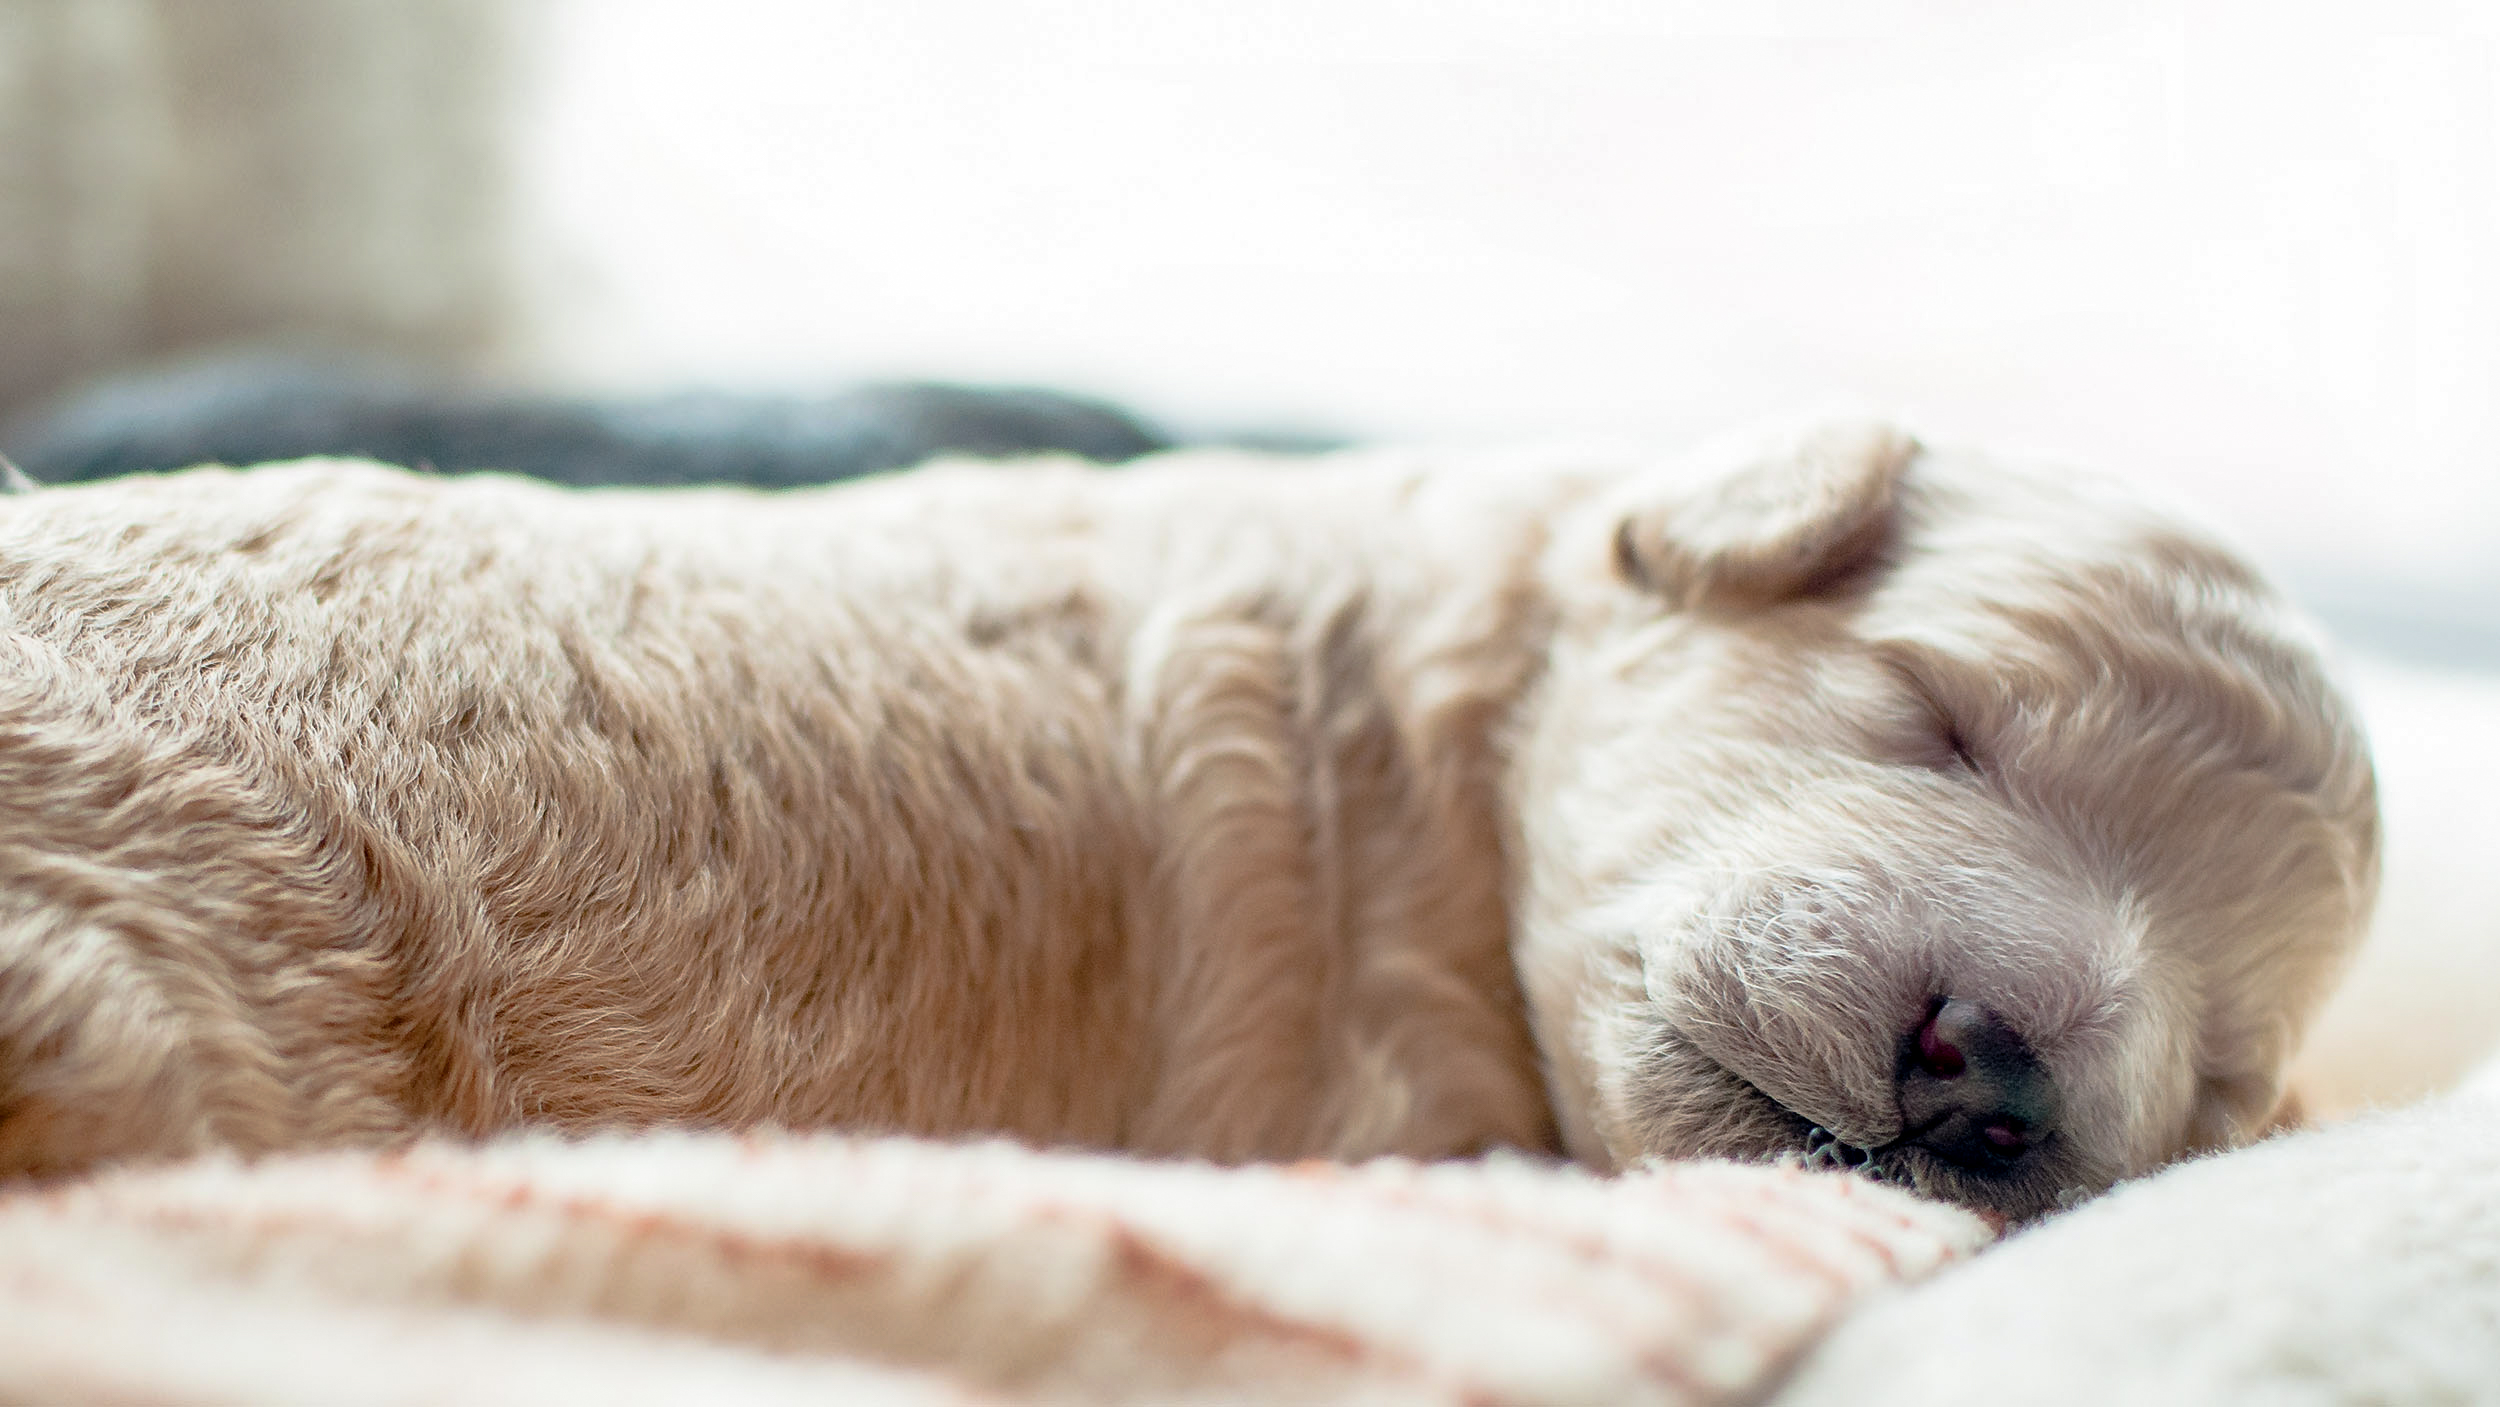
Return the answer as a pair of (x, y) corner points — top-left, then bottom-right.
(1898, 999), (2060, 1167)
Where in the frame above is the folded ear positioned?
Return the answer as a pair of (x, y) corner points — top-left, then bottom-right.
(1611, 417), (1918, 610)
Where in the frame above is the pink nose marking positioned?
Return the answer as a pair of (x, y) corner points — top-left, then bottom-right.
(1916, 1016), (1966, 1079)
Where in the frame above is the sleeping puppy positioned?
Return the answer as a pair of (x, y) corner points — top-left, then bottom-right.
(0, 420), (2377, 1218)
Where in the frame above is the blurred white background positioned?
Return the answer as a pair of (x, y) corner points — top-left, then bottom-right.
(520, 0), (2499, 636)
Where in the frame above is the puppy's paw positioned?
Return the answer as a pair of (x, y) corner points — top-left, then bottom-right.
(1611, 415), (1918, 609)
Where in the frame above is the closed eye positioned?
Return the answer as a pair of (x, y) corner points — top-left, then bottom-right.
(1938, 712), (1980, 772)
(1878, 653), (1984, 775)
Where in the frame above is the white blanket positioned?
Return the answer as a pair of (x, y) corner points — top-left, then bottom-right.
(0, 1134), (1991, 1406)
(1776, 1060), (2500, 1405)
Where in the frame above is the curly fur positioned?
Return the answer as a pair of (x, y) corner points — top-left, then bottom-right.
(0, 421), (2378, 1217)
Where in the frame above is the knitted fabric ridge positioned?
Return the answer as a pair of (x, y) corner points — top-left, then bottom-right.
(0, 1132), (1992, 1406)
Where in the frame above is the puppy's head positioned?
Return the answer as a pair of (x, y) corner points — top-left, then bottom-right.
(1512, 420), (2378, 1219)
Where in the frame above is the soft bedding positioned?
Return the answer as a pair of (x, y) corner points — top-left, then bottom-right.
(1775, 1057), (2500, 1405)
(17, 1078), (2500, 1405)
(0, 1135), (1989, 1406)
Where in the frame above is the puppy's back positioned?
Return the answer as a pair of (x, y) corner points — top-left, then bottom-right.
(0, 460), (1160, 1167)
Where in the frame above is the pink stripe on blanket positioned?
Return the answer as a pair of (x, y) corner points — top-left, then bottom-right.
(0, 1133), (1994, 1406)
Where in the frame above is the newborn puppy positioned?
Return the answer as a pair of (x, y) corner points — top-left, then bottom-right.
(0, 420), (2377, 1218)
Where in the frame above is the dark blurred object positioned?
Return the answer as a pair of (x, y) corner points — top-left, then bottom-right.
(2, 355), (1174, 487)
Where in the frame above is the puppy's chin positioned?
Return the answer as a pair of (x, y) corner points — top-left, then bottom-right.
(1590, 1012), (1813, 1159)
(1591, 1007), (2103, 1222)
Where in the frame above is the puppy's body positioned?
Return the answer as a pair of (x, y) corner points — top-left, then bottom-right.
(0, 428), (2378, 1216)
(0, 453), (1565, 1174)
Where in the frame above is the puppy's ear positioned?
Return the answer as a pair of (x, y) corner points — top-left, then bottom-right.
(1612, 417), (1918, 609)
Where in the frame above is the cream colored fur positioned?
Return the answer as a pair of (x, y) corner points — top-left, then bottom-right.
(0, 421), (2377, 1217)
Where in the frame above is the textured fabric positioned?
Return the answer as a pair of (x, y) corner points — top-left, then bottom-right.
(1774, 1057), (2500, 1406)
(0, 1132), (1991, 1406)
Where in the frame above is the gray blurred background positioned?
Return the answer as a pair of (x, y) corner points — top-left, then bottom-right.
(0, 0), (510, 406)
(1, 0), (2493, 1111)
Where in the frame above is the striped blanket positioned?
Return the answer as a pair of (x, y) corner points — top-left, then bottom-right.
(0, 1133), (1992, 1406)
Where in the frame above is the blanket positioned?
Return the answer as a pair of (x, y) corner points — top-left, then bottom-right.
(0, 1134), (1990, 1406)
(1775, 1058), (2500, 1405)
